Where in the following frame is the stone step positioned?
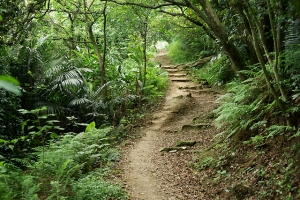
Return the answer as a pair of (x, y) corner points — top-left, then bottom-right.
(166, 69), (179, 73)
(171, 78), (190, 82)
(169, 74), (187, 77)
(178, 86), (201, 90)
(162, 65), (177, 69)
(195, 90), (221, 95)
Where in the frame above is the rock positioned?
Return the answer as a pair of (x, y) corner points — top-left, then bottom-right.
(160, 147), (188, 152)
(175, 140), (197, 147)
(181, 124), (211, 131)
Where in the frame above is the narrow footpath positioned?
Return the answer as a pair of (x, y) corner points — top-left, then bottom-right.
(119, 51), (221, 200)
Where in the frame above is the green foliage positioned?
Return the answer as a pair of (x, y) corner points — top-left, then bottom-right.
(0, 122), (127, 199)
(168, 29), (215, 64)
(255, 150), (300, 199)
(282, 21), (300, 106)
(18, 106), (63, 150)
(143, 61), (169, 101)
(190, 54), (235, 86)
(0, 89), (23, 140)
(266, 125), (296, 138)
(71, 171), (127, 200)
(243, 135), (265, 149)
(0, 75), (21, 95)
(214, 69), (273, 141)
(0, 162), (40, 200)
(195, 155), (215, 170)
(85, 121), (96, 132)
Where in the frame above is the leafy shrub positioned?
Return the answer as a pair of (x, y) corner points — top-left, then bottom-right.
(143, 62), (169, 101)
(71, 171), (127, 200)
(0, 162), (40, 200)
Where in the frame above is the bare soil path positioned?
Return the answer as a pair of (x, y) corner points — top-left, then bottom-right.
(118, 51), (221, 199)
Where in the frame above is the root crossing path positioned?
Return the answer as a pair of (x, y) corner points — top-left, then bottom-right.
(120, 51), (220, 200)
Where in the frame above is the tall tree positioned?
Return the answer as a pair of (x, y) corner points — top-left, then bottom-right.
(50, 0), (109, 99)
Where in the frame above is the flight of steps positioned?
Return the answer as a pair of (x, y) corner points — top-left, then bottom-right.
(162, 65), (190, 82)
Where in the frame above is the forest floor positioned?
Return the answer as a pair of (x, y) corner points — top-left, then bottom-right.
(116, 51), (222, 199)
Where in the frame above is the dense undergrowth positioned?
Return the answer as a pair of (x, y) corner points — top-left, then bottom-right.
(0, 37), (168, 199)
(168, 27), (300, 199)
(0, 59), (168, 199)
(1, 122), (128, 199)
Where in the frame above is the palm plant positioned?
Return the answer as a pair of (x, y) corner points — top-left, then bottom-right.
(284, 21), (300, 104)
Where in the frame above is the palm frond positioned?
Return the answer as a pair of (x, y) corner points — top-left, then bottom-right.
(69, 98), (92, 106)
(34, 101), (69, 114)
(91, 81), (113, 99)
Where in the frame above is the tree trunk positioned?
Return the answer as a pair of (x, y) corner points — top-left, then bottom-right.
(197, 0), (247, 80)
(142, 22), (147, 90)
(102, 2), (108, 98)
(87, 24), (108, 98)
(84, 0), (108, 99)
(245, 8), (291, 126)
(267, 0), (288, 102)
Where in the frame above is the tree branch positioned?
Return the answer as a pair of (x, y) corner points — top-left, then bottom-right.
(100, 0), (174, 9)
(158, 9), (216, 40)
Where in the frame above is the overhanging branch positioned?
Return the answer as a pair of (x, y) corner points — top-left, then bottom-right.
(158, 9), (216, 40)
(100, 0), (174, 9)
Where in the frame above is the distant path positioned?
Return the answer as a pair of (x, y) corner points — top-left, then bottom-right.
(120, 51), (220, 199)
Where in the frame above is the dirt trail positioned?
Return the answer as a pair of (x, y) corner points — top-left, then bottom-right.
(120, 51), (221, 199)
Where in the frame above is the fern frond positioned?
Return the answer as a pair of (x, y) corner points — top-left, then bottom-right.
(266, 125), (295, 138)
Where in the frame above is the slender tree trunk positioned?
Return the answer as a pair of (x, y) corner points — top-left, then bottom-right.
(267, 0), (288, 102)
(234, 3), (259, 64)
(68, 13), (76, 57)
(142, 22), (148, 90)
(245, 8), (291, 126)
(102, 2), (108, 98)
(87, 25), (108, 98)
(84, 0), (108, 99)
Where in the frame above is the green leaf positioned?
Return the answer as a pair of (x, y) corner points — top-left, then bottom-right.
(289, 128), (300, 139)
(19, 109), (29, 114)
(29, 131), (39, 135)
(85, 121), (96, 132)
(11, 139), (18, 144)
(21, 120), (30, 131)
(50, 132), (59, 139)
(0, 139), (7, 143)
(0, 76), (20, 85)
(0, 80), (21, 95)
(54, 126), (65, 130)
(38, 115), (48, 119)
(47, 120), (60, 125)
